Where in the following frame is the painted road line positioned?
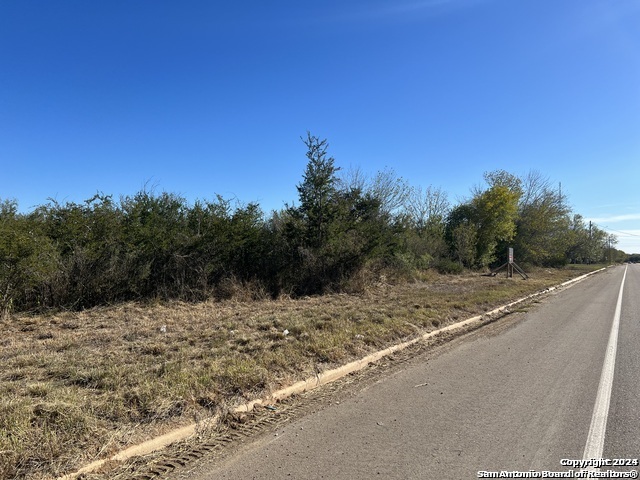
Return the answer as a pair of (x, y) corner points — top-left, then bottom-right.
(582, 265), (628, 467)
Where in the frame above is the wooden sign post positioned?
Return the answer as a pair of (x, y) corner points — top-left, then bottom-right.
(491, 247), (528, 279)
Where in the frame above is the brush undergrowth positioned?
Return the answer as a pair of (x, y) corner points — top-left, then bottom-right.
(0, 265), (603, 479)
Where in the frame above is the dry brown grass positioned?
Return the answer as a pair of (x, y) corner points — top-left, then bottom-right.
(0, 265), (601, 479)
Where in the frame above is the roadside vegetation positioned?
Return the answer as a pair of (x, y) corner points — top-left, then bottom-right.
(1, 266), (603, 478)
(0, 133), (628, 317)
(0, 133), (629, 478)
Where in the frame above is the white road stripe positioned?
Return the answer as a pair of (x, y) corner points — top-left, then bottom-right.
(582, 265), (628, 467)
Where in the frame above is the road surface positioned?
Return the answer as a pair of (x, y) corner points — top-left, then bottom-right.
(173, 265), (639, 479)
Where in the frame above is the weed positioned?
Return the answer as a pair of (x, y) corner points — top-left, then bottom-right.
(0, 266), (600, 478)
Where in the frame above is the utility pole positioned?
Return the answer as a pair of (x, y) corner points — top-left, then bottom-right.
(558, 182), (562, 203)
(589, 221), (592, 264)
(608, 234), (613, 264)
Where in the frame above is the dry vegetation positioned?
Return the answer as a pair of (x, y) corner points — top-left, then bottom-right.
(0, 266), (601, 479)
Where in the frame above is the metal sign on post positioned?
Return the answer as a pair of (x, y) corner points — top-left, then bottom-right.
(490, 247), (528, 279)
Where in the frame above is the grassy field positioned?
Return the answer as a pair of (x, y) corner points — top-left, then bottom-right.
(0, 265), (604, 479)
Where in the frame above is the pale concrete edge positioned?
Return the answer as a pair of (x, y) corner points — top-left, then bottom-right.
(56, 267), (607, 479)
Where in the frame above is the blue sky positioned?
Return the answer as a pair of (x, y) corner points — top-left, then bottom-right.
(1, 0), (639, 252)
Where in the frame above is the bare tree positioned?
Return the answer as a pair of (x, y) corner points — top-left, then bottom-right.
(338, 166), (410, 216)
(337, 165), (368, 194)
(369, 168), (410, 215)
(404, 185), (450, 231)
(520, 170), (554, 207)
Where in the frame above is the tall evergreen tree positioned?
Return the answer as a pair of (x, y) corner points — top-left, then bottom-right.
(296, 132), (340, 249)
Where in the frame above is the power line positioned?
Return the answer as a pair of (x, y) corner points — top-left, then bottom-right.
(601, 226), (640, 237)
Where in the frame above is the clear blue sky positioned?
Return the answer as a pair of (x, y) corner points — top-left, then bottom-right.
(1, 0), (639, 252)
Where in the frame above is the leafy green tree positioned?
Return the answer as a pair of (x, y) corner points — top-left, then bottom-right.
(284, 133), (400, 293)
(120, 190), (189, 299)
(31, 195), (126, 307)
(446, 204), (478, 267)
(473, 171), (521, 266)
(323, 188), (395, 285)
(514, 171), (571, 266)
(183, 196), (235, 295)
(565, 214), (586, 263)
(447, 171), (521, 268)
(227, 201), (268, 283)
(264, 207), (307, 295)
(0, 199), (58, 315)
(565, 215), (610, 264)
(601, 235), (626, 264)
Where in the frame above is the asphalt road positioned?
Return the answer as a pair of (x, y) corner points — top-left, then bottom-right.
(179, 265), (639, 479)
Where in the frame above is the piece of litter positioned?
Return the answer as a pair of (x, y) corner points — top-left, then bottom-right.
(265, 405), (277, 411)
(159, 325), (167, 333)
(283, 329), (289, 336)
(414, 382), (429, 388)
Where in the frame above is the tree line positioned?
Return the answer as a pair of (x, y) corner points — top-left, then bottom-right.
(0, 133), (628, 316)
